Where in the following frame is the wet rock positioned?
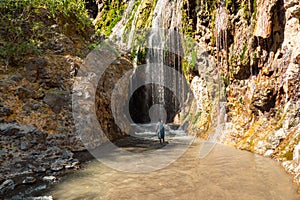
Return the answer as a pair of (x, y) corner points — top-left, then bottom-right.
(45, 146), (62, 157)
(0, 118), (5, 123)
(22, 103), (41, 113)
(0, 179), (15, 194)
(22, 176), (36, 184)
(43, 91), (69, 113)
(25, 163), (37, 172)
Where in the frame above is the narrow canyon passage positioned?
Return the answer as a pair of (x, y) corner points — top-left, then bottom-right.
(46, 127), (299, 200)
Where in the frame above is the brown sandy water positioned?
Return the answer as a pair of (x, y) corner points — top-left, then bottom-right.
(47, 137), (299, 200)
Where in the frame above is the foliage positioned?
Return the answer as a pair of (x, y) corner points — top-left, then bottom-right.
(95, 0), (126, 36)
(0, 0), (92, 67)
(193, 111), (202, 125)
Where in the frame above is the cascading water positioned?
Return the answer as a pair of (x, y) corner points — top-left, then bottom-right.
(126, 0), (185, 124)
(215, 0), (228, 77)
(110, 0), (136, 48)
(199, 0), (229, 156)
(127, 2), (142, 50)
(146, 0), (169, 121)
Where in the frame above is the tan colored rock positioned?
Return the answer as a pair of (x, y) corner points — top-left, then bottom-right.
(254, 0), (278, 38)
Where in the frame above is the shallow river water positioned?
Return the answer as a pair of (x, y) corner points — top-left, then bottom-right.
(46, 129), (299, 200)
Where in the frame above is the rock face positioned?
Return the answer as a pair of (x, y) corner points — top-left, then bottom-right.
(181, 0), (300, 186)
(72, 44), (133, 148)
(0, 122), (84, 198)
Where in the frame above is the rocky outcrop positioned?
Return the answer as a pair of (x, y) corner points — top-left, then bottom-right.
(181, 0), (300, 187)
(0, 122), (85, 199)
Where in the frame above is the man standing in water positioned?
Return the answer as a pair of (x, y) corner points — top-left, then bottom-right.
(156, 119), (165, 144)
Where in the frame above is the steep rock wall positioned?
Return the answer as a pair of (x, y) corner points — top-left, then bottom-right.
(183, 0), (300, 185)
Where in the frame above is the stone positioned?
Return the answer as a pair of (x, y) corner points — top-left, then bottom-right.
(45, 146), (62, 157)
(61, 149), (73, 159)
(251, 86), (277, 113)
(50, 159), (64, 171)
(0, 179), (15, 194)
(21, 140), (29, 150)
(65, 161), (80, 169)
(22, 176), (36, 184)
(254, 0), (278, 38)
(42, 176), (56, 182)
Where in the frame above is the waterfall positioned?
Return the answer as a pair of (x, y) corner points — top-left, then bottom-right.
(215, 0), (228, 79)
(110, 0), (136, 48)
(127, 2), (142, 49)
(198, 0), (229, 155)
(145, 0), (175, 122)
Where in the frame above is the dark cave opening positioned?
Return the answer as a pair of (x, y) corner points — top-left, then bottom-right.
(128, 84), (180, 124)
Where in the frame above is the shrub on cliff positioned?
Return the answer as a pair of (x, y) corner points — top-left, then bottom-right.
(0, 0), (93, 68)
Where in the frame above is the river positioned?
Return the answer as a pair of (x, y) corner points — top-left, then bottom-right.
(45, 125), (299, 200)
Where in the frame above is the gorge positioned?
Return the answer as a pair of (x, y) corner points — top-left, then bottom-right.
(0, 0), (300, 199)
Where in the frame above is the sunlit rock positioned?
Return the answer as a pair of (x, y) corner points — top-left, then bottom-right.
(254, 0), (278, 38)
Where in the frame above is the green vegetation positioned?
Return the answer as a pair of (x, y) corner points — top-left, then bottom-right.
(95, 0), (126, 36)
(191, 50), (197, 68)
(0, 0), (92, 67)
(252, 0), (257, 19)
(182, 35), (197, 81)
(285, 150), (293, 160)
(193, 111), (202, 125)
(123, 0), (141, 45)
(240, 43), (249, 66)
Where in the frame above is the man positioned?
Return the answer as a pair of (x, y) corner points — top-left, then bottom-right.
(156, 119), (165, 144)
